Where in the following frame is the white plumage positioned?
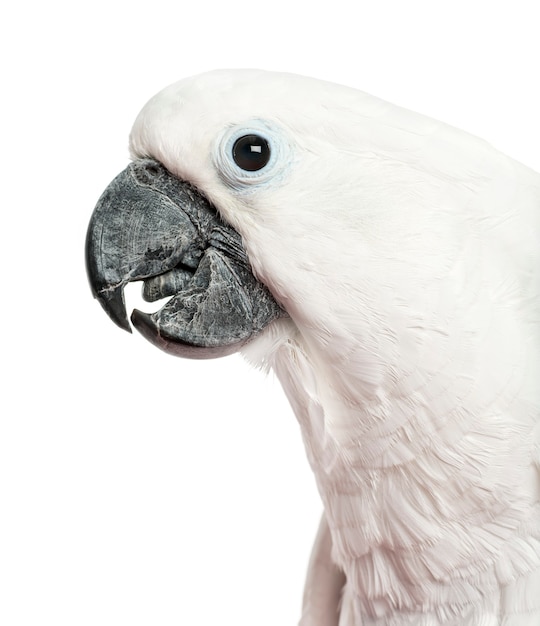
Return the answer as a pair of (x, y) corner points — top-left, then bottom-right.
(129, 69), (540, 625)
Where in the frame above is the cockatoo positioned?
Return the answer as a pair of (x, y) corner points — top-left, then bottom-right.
(86, 69), (540, 626)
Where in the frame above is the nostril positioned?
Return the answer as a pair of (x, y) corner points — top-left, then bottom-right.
(133, 159), (164, 185)
(145, 162), (160, 177)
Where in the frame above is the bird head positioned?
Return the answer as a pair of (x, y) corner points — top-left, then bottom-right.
(86, 69), (486, 393)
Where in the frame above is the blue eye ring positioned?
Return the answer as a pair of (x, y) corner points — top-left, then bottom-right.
(214, 120), (293, 191)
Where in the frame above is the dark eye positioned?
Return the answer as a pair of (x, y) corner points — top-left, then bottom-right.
(232, 134), (271, 171)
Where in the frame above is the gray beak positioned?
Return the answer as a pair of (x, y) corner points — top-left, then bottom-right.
(86, 159), (285, 358)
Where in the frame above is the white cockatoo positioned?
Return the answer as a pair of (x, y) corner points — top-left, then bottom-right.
(86, 70), (540, 626)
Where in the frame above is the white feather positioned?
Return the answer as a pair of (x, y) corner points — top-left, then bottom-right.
(129, 69), (540, 625)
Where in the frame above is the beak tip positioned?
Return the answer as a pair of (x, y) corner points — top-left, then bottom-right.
(96, 287), (132, 333)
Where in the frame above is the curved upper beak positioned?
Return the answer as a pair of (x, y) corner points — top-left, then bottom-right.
(86, 159), (285, 358)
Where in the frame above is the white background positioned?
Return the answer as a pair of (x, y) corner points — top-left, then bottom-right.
(1, 1), (538, 625)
